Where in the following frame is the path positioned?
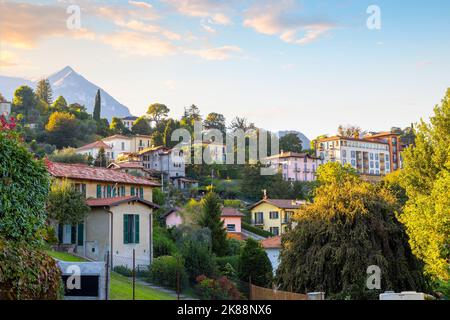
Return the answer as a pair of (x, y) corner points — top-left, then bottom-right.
(135, 279), (198, 300)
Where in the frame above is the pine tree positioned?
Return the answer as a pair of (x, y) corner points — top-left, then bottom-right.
(35, 78), (53, 105)
(238, 238), (273, 287)
(198, 192), (228, 256)
(95, 147), (108, 167)
(93, 89), (101, 121)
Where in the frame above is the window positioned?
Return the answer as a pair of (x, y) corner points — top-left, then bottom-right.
(120, 186), (126, 197)
(270, 227), (279, 236)
(139, 187), (144, 199)
(375, 154), (379, 161)
(254, 212), (264, 224)
(75, 183), (87, 198)
(351, 160), (356, 167)
(107, 185), (112, 198)
(226, 224), (236, 232)
(351, 151), (356, 158)
(370, 153), (374, 160)
(131, 186), (135, 196)
(96, 185), (102, 198)
(375, 162), (379, 169)
(123, 214), (140, 244)
(370, 161), (374, 168)
(269, 211), (279, 219)
(121, 142), (125, 151)
(342, 150), (347, 158)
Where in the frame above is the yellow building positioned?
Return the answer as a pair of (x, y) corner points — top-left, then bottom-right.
(249, 198), (306, 235)
(46, 160), (160, 268)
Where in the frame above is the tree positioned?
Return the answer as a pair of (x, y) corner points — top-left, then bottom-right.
(238, 238), (272, 287)
(151, 131), (164, 147)
(0, 124), (50, 242)
(35, 78), (53, 105)
(47, 179), (90, 226)
(229, 116), (255, 132)
(337, 125), (365, 139)
(93, 89), (101, 121)
(51, 96), (68, 112)
(147, 103), (170, 125)
(110, 117), (128, 135)
(198, 192), (228, 256)
(163, 118), (180, 148)
(279, 133), (302, 153)
(310, 134), (328, 151)
(399, 88), (450, 281)
(45, 111), (78, 148)
(132, 116), (152, 135)
(48, 148), (90, 164)
(96, 118), (110, 137)
(94, 147), (108, 167)
(276, 162), (428, 299)
(204, 112), (226, 132)
(12, 85), (36, 121)
(182, 240), (217, 283)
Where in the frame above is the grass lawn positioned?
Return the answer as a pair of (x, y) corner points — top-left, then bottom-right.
(46, 250), (174, 300)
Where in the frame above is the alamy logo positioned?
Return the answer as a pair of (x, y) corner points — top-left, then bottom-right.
(66, 5), (81, 30)
(66, 265), (81, 290)
(367, 5), (381, 30)
(366, 265), (381, 290)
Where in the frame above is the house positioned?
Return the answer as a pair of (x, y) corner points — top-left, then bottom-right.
(0, 101), (11, 116)
(364, 131), (402, 171)
(120, 116), (138, 131)
(316, 136), (392, 177)
(162, 207), (183, 228)
(107, 161), (155, 179)
(221, 207), (245, 240)
(75, 140), (113, 160)
(260, 236), (281, 273)
(46, 160), (160, 268)
(264, 152), (322, 182)
(248, 197), (305, 235)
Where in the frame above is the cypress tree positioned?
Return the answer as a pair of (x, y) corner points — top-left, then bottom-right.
(93, 89), (101, 121)
(35, 78), (53, 105)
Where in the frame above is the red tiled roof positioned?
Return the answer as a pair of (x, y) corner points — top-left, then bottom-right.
(108, 162), (144, 169)
(86, 196), (159, 209)
(221, 207), (244, 217)
(261, 236), (281, 249)
(248, 199), (306, 210)
(318, 136), (389, 145)
(76, 140), (112, 151)
(46, 160), (160, 187)
(265, 152), (320, 160)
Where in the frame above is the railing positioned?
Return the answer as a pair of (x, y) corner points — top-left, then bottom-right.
(251, 219), (264, 226)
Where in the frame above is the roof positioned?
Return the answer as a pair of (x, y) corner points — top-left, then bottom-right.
(261, 236), (281, 249)
(248, 198), (306, 210)
(265, 152), (320, 160)
(318, 136), (388, 145)
(171, 176), (198, 183)
(76, 140), (112, 151)
(121, 116), (138, 121)
(221, 207), (244, 217)
(365, 132), (400, 139)
(138, 146), (172, 155)
(46, 160), (161, 187)
(86, 196), (159, 209)
(108, 162), (144, 170)
(162, 207), (182, 219)
(102, 134), (132, 141)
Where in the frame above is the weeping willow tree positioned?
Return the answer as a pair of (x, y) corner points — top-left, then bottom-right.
(276, 163), (428, 300)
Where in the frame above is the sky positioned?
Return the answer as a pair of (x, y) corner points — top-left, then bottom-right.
(0, 0), (449, 139)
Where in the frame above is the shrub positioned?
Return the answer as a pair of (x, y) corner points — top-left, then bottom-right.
(214, 255), (239, 273)
(148, 255), (188, 291)
(241, 222), (272, 238)
(182, 241), (217, 283)
(113, 265), (132, 277)
(226, 239), (242, 255)
(238, 239), (273, 287)
(195, 275), (241, 300)
(153, 225), (178, 258)
(0, 238), (62, 300)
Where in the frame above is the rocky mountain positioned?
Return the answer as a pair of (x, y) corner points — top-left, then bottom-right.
(277, 130), (311, 151)
(0, 66), (131, 120)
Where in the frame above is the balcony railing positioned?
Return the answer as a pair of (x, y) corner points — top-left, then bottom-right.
(252, 219), (264, 226)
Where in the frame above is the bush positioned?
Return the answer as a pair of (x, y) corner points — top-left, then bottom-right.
(241, 222), (272, 238)
(238, 239), (273, 287)
(226, 239), (242, 256)
(0, 238), (62, 299)
(182, 241), (217, 283)
(113, 265), (132, 277)
(153, 225), (178, 258)
(148, 256), (188, 291)
(214, 255), (239, 273)
(195, 275), (242, 300)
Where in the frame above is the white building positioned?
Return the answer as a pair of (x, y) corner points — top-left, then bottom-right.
(265, 152), (323, 182)
(75, 141), (113, 159)
(120, 116), (138, 131)
(139, 146), (185, 179)
(0, 102), (11, 116)
(316, 136), (391, 176)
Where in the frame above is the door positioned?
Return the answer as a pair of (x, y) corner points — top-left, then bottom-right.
(63, 224), (72, 244)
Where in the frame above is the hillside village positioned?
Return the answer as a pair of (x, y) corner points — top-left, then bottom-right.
(0, 80), (448, 301)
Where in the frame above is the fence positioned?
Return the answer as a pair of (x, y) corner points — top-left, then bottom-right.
(249, 284), (308, 300)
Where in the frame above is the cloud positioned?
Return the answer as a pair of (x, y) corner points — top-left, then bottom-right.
(128, 1), (153, 10)
(186, 45), (242, 60)
(0, 50), (19, 67)
(163, 0), (233, 25)
(243, 0), (335, 45)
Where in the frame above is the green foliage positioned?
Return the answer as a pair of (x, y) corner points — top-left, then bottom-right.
(110, 117), (129, 135)
(152, 188), (166, 206)
(45, 111), (78, 148)
(276, 162), (428, 299)
(204, 112), (226, 132)
(47, 179), (90, 225)
(399, 89), (450, 281)
(241, 222), (273, 238)
(223, 199), (241, 208)
(0, 239), (63, 300)
(214, 255), (239, 274)
(198, 192), (228, 256)
(35, 79), (53, 105)
(147, 103), (170, 125)
(132, 116), (151, 135)
(148, 255), (188, 291)
(48, 148), (90, 164)
(226, 238), (242, 255)
(151, 131), (164, 146)
(0, 131), (50, 242)
(51, 96), (68, 112)
(94, 147), (108, 167)
(238, 238), (272, 287)
(195, 275), (241, 300)
(181, 241), (218, 283)
(279, 133), (303, 153)
(163, 118), (180, 148)
(93, 89), (101, 121)
(12, 85), (37, 121)
(153, 225), (178, 258)
(113, 265), (133, 277)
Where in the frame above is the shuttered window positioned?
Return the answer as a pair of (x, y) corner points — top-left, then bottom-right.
(97, 185), (102, 198)
(139, 187), (144, 199)
(131, 186), (135, 196)
(107, 185), (112, 198)
(123, 214), (140, 244)
(77, 223), (84, 246)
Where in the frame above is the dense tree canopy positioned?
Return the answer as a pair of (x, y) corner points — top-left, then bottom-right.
(279, 133), (303, 153)
(204, 112), (226, 133)
(276, 162), (428, 299)
(93, 89), (101, 121)
(12, 85), (36, 121)
(238, 238), (273, 287)
(35, 79), (53, 105)
(147, 103), (170, 125)
(132, 116), (151, 135)
(45, 111), (78, 148)
(399, 88), (450, 281)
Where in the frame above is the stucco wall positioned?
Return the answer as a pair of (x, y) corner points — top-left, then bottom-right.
(166, 212), (183, 228)
(85, 208), (110, 261)
(251, 203), (298, 235)
(265, 248), (281, 274)
(221, 216), (242, 233)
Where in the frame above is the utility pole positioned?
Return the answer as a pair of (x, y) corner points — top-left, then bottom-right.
(210, 168), (214, 189)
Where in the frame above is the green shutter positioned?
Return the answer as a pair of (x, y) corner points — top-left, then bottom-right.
(112, 187), (117, 197)
(124, 215), (129, 244)
(107, 185), (112, 198)
(71, 225), (77, 244)
(139, 187), (144, 199)
(131, 186), (135, 196)
(77, 223), (84, 246)
(97, 185), (102, 198)
(134, 215), (140, 244)
(58, 224), (63, 243)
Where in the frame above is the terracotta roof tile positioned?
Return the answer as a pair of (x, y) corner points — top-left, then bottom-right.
(261, 236), (281, 249)
(46, 160), (160, 187)
(249, 199), (306, 210)
(76, 140), (112, 151)
(86, 196), (159, 208)
(221, 207), (244, 217)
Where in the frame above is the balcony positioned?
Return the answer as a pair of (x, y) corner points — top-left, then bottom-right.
(252, 219), (264, 226)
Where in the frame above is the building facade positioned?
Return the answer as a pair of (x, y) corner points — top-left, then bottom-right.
(46, 160), (160, 268)
(221, 207), (245, 240)
(365, 132), (402, 171)
(0, 102), (11, 116)
(120, 116), (138, 131)
(249, 198), (305, 236)
(316, 136), (392, 176)
(75, 140), (112, 160)
(265, 152), (322, 182)
(139, 146), (185, 179)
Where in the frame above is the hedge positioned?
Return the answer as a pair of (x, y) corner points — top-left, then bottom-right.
(241, 222), (272, 238)
(148, 255), (188, 291)
(214, 255), (239, 273)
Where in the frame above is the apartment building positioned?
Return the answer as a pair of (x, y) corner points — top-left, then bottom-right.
(316, 136), (392, 176)
(265, 152), (322, 182)
(75, 140), (112, 159)
(46, 160), (160, 268)
(365, 132), (402, 171)
(120, 116), (138, 131)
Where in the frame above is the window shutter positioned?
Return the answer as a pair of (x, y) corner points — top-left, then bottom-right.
(139, 187), (144, 199)
(77, 223), (84, 246)
(107, 185), (112, 198)
(71, 225), (77, 244)
(58, 224), (63, 243)
(131, 186), (135, 196)
(112, 187), (117, 197)
(124, 215), (129, 244)
(134, 215), (140, 244)
(97, 185), (102, 198)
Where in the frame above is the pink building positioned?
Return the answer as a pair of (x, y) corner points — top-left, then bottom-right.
(265, 152), (322, 182)
(221, 207), (245, 240)
(162, 207), (183, 228)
